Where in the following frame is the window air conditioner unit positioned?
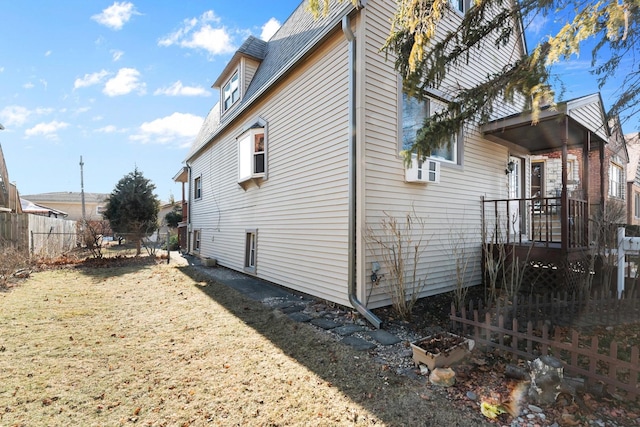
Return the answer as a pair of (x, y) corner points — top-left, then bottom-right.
(405, 155), (440, 183)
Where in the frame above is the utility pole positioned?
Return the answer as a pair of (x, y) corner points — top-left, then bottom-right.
(80, 156), (87, 246)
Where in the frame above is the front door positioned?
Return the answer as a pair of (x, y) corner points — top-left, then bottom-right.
(531, 161), (544, 212)
(508, 156), (523, 237)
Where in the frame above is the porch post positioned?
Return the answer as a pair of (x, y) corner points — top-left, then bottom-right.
(583, 131), (590, 244)
(561, 116), (569, 251)
(599, 133), (606, 216)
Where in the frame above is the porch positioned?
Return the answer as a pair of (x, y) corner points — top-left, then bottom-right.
(480, 94), (610, 292)
(481, 195), (592, 292)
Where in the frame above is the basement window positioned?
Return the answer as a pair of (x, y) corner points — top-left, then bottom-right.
(244, 229), (257, 274)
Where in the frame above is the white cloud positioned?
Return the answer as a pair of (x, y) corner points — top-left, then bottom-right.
(74, 70), (110, 89)
(103, 68), (145, 96)
(96, 125), (118, 133)
(25, 120), (69, 139)
(73, 107), (91, 116)
(130, 112), (203, 145)
(158, 10), (235, 56)
(45, 50), (52, 57)
(91, 2), (140, 30)
(111, 49), (124, 61)
(23, 82), (34, 89)
(154, 81), (211, 97)
(0, 106), (53, 127)
(0, 106), (30, 126)
(260, 17), (281, 41)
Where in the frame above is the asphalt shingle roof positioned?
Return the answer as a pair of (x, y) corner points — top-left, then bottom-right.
(187, 0), (355, 161)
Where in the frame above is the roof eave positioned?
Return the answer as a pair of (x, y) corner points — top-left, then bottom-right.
(186, 2), (357, 163)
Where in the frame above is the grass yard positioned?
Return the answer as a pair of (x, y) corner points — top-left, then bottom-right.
(0, 260), (488, 426)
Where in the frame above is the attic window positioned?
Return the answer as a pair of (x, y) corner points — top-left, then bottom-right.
(223, 72), (240, 112)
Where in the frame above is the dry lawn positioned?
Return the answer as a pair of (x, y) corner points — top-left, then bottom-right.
(0, 260), (488, 426)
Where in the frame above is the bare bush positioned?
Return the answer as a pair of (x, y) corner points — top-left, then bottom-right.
(365, 208), (428, 321)
(83, 220), (112, 259)
(589, 200), (627, 293)
(0, 240), (29, 288)
(445, 220), (478, 311)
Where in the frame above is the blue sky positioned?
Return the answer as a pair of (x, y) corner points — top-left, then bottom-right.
(0, 1), (298, 202)
(0, 1), (631, 202)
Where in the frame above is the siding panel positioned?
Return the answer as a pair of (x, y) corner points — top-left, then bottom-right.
(360, 1), (526, 308)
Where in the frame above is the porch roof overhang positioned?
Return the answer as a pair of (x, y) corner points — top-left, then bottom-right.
(481, 108), (608, 155)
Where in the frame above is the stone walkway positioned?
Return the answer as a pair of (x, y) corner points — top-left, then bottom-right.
(170, 252), (407, 352)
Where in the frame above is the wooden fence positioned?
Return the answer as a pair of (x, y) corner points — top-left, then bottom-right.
(450, 299), (640, 400)
(0, 212), (28, 251)
(28, 214), (77, 257)
(465, 290), (640, 330)
(0, 212), (77, 257)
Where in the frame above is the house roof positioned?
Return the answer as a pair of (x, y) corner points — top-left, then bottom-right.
(186, 0), (356, 162)
(21, 192), (109, 204)
(213, 36), (268, 88)
(20, 198), (68, 217)
(481, 93), (610, 154)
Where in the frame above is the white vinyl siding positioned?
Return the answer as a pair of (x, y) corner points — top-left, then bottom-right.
(360, 0), (526, 308)
(188, 31), (351, 305)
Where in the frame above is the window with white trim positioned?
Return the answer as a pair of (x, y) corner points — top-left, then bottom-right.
(450, 0), (473, 13)
(244, 229), (257, 273)
(635, 193), (640, 219)
(609, 161), (624, 199)
(194, 176), (202, 199)
(401, 92), (459, 163)
(222, 72), (239, 112)
(238, 126), (266, 183)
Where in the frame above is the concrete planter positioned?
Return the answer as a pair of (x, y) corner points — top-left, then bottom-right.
(202, 258), (217, 267)
(410, 332), (474, 370)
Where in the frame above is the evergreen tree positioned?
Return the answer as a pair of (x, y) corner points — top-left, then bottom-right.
(309, 0), (639, 157)
(103, 168), (159, 256)
(164, 204), (182, 229)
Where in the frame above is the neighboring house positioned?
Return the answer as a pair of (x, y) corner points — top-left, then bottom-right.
(173, 167), (189, 250)
(626, 133), (640, 226)
(528, 95), (628, 224)
(154, 201), (181, 242)
(0, 143), (21, 213)
(177, 0), (613, 322)
(21, 192), (108, 222)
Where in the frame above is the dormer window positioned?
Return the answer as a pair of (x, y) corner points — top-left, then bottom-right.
(223, 72), (239, 112)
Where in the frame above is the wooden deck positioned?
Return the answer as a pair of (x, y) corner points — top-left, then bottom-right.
(482, 196), (591, 292)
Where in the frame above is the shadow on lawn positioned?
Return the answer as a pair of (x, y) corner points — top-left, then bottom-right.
(176, 264), (490, 427)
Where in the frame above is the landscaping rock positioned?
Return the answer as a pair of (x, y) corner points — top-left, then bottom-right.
(429, 367), (456, 387)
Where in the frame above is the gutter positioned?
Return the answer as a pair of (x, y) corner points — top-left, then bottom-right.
(342, 14), (382, 329)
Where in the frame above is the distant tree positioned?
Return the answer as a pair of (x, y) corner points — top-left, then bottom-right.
(103, 168), (159, 256)
(164, 204), (182, 229)
(309, 0), (639, 158)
